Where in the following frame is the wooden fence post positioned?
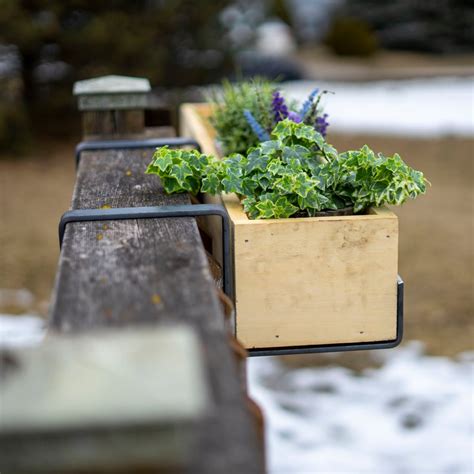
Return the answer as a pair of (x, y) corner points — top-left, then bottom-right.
(73, 74), (150, 138)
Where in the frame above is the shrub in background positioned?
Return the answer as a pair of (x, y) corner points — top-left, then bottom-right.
(0, 0), (233, 130)
(325, 17), (379, 57)
(0, 102), (30, 153)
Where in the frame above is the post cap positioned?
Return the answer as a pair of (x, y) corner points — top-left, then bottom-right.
(0, 325), (208, 470)
(73, 75), (151, 111)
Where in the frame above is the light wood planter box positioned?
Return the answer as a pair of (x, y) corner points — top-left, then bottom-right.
(180, 104), (400, 352)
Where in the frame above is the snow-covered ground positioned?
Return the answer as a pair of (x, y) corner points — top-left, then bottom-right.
(248, 345), (474, 474)
(0, 314), (46, 347)
(283, 77), (474, 137)
(1, 314), (473, 473)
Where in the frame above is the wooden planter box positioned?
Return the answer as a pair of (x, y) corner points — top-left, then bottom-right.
(180, 104), (400, 353)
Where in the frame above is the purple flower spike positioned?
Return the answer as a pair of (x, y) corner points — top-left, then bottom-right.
(243, 109), (270, 142)
(271, 90), (289, 123)
(299, 88), (319, 119)
(288, 111), (302, 123)
(315, 113), (329, 137)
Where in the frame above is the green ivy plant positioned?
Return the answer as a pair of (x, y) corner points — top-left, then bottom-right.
(145, 146), (214, 195)
(146, 120), (428, 219)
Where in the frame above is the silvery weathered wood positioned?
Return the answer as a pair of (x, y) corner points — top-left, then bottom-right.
(0, 326), (208, 473)
(48, 147), (263, 473)
(73, 75), (151, 136)
(73, 75), (151, 111)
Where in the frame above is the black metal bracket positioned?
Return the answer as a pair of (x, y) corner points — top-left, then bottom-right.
(59, 204), (233, 302)
(75, 137), (201, 169)
(247, 275), (404, 357)
(59, 201), (403, 356)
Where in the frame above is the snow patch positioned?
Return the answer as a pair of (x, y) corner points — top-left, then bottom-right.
(283, 77), (474, 137)
(1, 314), (472, 473)
(248, 342), (474, 474)
(0, 314), (46, 348)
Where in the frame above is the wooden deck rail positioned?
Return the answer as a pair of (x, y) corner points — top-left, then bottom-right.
(1, 76), (264, 473)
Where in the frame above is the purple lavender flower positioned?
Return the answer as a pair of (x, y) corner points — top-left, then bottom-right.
(315, 113), (329, 137)
(288, 111), (302, 123)
(271, 90), (289, 123)
(243, 109), (270, 142)
(299, 88), (319, 119)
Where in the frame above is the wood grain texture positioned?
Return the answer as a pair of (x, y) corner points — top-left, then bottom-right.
(49, 147), (263, 473)
(181, 103), (399, 350)
(82, 110), (145, 137)
(231, 201), (399, 348)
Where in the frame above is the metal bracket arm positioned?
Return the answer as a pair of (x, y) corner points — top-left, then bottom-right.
(59, 204), (233, 302)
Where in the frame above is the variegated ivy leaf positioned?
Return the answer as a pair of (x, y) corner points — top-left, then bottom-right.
(201, 173), (222, 195)
(267, 158), (284, 176)
(297, 188), (330, 212)
(255, 200), (276, 218)
(259, 140), (280, 155)
(186, 151), (211, 171)
(170, 163), (193, 185)
(154, 152), (173, 172)
(274, 174), (295, 195)
(281, 145), (310, 166)
(293, 172), (318, 198)
(242, 196), (260, 219)
(185, 176), (201, 195)
(321, 143), (338, 161)
(222, 174), (244, 194)
(254, 196), (298, 219)
(294, 124), (326, 151)
(271, 120), (294, 141)
(273, 197), (298, 218)
(160, 176), (184, 194)
(241, 177), (260, 196)
(245, 153), (270, 174)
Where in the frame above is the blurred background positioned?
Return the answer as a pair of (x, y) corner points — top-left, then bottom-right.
(0, 1), (473, 472)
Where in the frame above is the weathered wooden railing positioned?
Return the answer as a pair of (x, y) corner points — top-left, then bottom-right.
(0, 76), (264, 473)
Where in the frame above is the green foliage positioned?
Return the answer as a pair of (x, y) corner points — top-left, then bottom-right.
(208, 79), (275, 155)
(146, 120), (428, 219)
(145, 147), (214, 195)
(325, 17), (379, 57)
(332, 146), (428, 212)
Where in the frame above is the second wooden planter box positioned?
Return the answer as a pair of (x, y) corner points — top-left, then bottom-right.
(180, 103), (400, 354)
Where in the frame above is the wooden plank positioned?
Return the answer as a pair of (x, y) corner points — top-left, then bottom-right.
(49, 148), (263, 473)
(180, 103), (399, 350)
(180, 103), (218, 156)
(180, 104), (225, 265)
